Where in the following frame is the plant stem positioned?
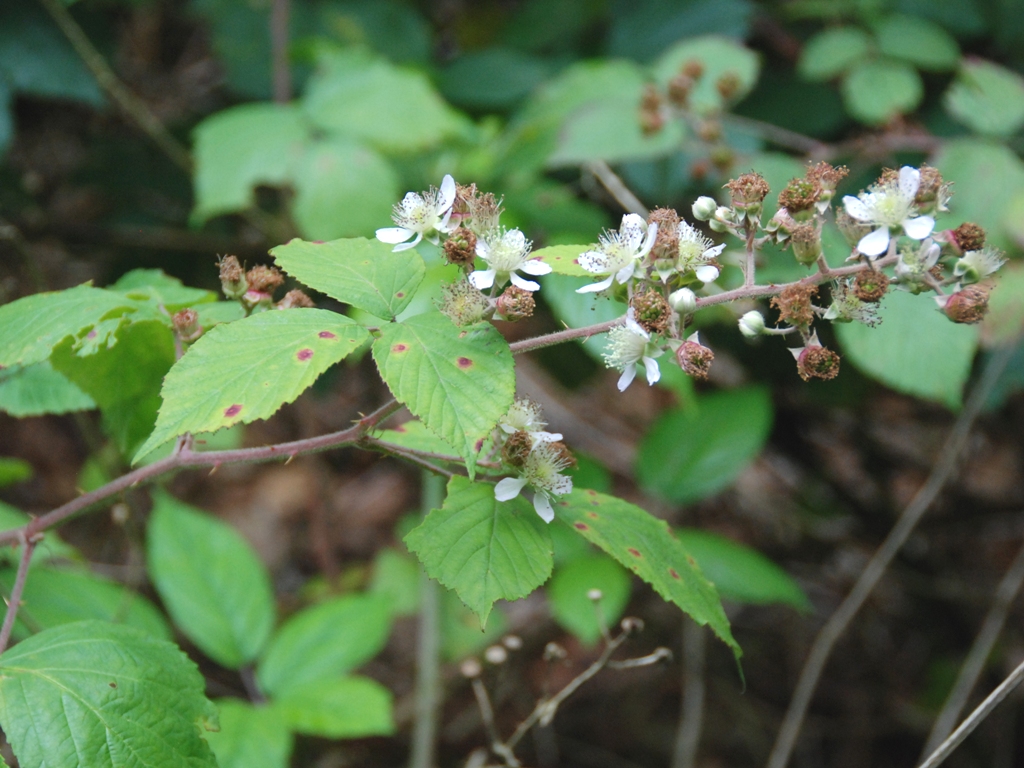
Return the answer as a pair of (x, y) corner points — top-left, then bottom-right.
(0, 535), (39, 654)
(672, 619), (707, 768)
(270, 0), (291, 103)
(409, 472), (445, 768)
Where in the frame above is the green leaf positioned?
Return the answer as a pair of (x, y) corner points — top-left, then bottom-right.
(652, 35), (761, 115)
(547, 555), (632, 646)
(0, 621), (218, 768)
(982, 261), (1024, 347)
(303, 49), (465, 153)
(0, 566), (172, 641)
(52, 320), (175, 456)
(557, 489), (739, 660)
(0, 361), (96, 417)
(257, 594), (392, 698)
(404, 476), (553, 627)
(0, 458), (31, 489)
(191, 102), (308, 224)
(111, 269), (217, 312)
(0, 285), (137, 368)
(674, 529), (810, 610)
(135, 309), (369, 461)
(540, 273), (628, 362)
(875, 14), (959, 72)
(934, 139), (1024, 252)
(836, 289), (978, 409)
(533, 244), (594, 277)
(373, 419), (460, 459)
(369, 547), (422, 617)
(274, 676), (395, 738)
(798, 27), (873, 81)
(841, 59), (923, 125)
(945, 59), (1024, 137)
(636, 388), (773, 504)
(147, 492), (276, 669)
(271, 237), (425, 320)
(372, 313), (514, 475)
(195, 301), (246, 328)
(206, 700), (292, 768)
(439, 48), (553, 110)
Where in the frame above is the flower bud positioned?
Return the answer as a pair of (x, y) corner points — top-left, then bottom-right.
(276, 289), (315, 309)
(938, 286), (990, 324)
(669, 287), (697, 315)
(738, 310), (765, 338)
(495, 285), (536, 322)
(218, 255), (247, 300)
(246, 265), (284, 295)
(765, 208), (797, 240)
(777, 178), (819, 221)
(443, 226), (477, 267)
(951, 222), (986, 254)
(791, 223), (822, 266)
(691, 196), (718, 221)
(172, 308), (202, 343)
(792, 344), (840, 382)
(725, 172), (770, 209)
(676, 332), (714, 380)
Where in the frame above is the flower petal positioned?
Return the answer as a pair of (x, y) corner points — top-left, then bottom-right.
(638, 221), (658, 258)
(533, 493), (555, 523)
(643, 356), (661, 385)
(520, 259), (553, 276)
(843, 196), (870, 221)
(439, 174), (457, 210)
(392, 238), (420, 253)
(695, 264), (720, 283)
(509, 272), (540, 292)
(469, 269), (496, 290)
(903, 215), (935, 240)
(617, 366), (637, 391)
(614, 263), (636, 285)
(576, 275), (615, 294)
(857, 227), (890, 257)
(898, 166), (920, 199)
(495, 476), (528, 501)
(376, 227), (413, 244)
(578, 250), (610, 274)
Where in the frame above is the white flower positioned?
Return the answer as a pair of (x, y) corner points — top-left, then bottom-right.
(494, 442), (574, 523)
(577, 214), (657, 294)
(954, 247), (1005, 284)
(675, 221), (725, 283)
(469, 228), (551, 292)
(376, 174), (457, 252)
(894, 239), (942, 293)
(602, 309), (663, 391)
(499, 398), (562, 445)
(669, 287), (697, 314)
(842, 166), (935, 258)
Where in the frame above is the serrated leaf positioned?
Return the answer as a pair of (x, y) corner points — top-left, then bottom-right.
(533, 244), (594, 277)
(653, 35), (761, 115)
(147, 492), (275, 669)
(556, 489), (739, 660)
(842, 59), (923, 125)
(271, 237), (425, 320)
(206, 700), (292, 768)
(674, 529), (810, 610)
(798, 27), (873, 81)
(372, 313), (514, 475)
(0, 621), (218, 768)
(0, 285), (137, 368)
(274, 676), (395, 738)
(836, 289), (978, 409)
(404, 476), (553, 627)
(52, 320), (175, 456)
(0, 361), (96, 417)
(111, 269), (217, 312)
(257, 594), (392, 698)
(547, 555), (631, 646)
(135, 309), (369, 461)
(0, 566), (172, 641)
(191, 102), (307, 223)
(637, 388), (773, 504)
(875, 14), (959, 71)
(945, 59), (1024, 137)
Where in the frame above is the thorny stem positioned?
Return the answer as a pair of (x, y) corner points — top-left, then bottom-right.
(0, 534), (40, 654)
(765, 341), (1019, 768)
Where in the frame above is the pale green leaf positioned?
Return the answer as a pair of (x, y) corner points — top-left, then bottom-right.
(636, 388), (773, 504)
(191, 102), (308, 223)
(0, 459), (30, 488)
(369, 548), (422, 617)
(674, 529), (810, 610)
(0, 621), (218, 768)
(945, 59), (1024, 137)
(548, 97), (685, 167)
(135, 309), (369, 461)
(274, 676), (395, 738)
(0, 361), (95, 417)
(0, 285), (137, 368)
(195, 301), (246, 328)
(205, 700), (292, 768)
(547, 555), (631, 646)
(533, 244), (594, 277)
(270, 237), (425, 320)
(291, 139), (399, 240)
(373, 419), (460, 458)
(0, 566), (172, 641)
(653, 35), (761, 114)
(875, 14), (959, 71)
(111, 269), (217, 312)
(540, 273), (628, 361)
(836, 289), (978, 409)
(404, 476), (553, 626)
(257, 594), (392, 698)
(556, 489), (740, 660)
(147, 492), (275, 669)
(372, 313), (514, 475)
(798, 27), (873, 81)
(842, 59), (923, 125)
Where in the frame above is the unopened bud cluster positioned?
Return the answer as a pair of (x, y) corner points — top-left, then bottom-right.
(217, 255), (314, 315)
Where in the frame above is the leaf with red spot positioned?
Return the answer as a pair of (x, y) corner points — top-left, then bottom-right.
(372, 312), (514, 477)
(405, 477), (553, 627)
(134, 309), (369, 462)
(558, 489), (740, 662)
(270, 237), (425, 320)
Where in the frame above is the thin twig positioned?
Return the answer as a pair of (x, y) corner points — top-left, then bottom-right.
(584, 161), (649, 218)
(918, 656), (1024, 768)
(472, 677), (521, 768)
(765, 342), (1019, 768)
(672, 619), (707, 768)
(920, 537), (1024, 759)
(0, 535), (40, 654)
(270, 0), (291, 103)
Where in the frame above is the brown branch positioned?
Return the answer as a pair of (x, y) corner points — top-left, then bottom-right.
(0, 534), (40, 654)
(270, 0), (292, 103)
